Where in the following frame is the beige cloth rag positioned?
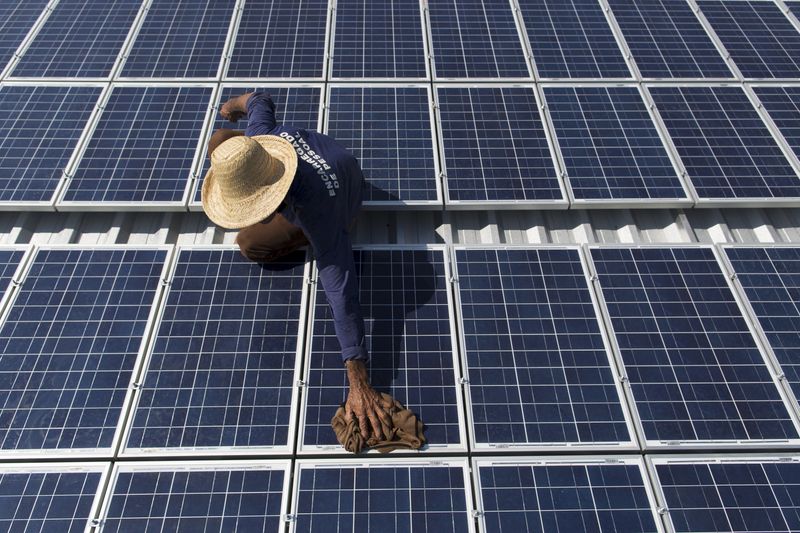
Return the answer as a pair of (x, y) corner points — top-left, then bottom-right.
(331, 393), (426, 454)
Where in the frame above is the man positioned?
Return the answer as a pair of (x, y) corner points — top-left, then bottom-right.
(202, 91), (391, 444)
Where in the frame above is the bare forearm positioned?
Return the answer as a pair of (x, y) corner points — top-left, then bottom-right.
(345, 359), (370, 387)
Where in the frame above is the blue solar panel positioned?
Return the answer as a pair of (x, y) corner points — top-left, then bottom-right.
(0, 1), (49, 75)
(120, 0), (236, 78)
(331, 0), (427, 79)
(125, 249), (306, 453)
(653, 458), (800, 533)
(475, 459), (659, 532)
(326, 86), (438, 204)
(698, 0), (800, 79)
(754, 86), (800, 161)
(293, 461), (470, 532)
(193, 85), (322, 204)
(545, 86), (685, 202)
(102, 463), (287, 532)
(0, 247), (166, 453)
(301, 248), (462, 451)
(427, 0), (530, 79)
(436, 87), (563, 204)
(226, 0), (328, 79)
(725, 246), (800, 406)
(608, 0), (733, 79)
(454, 248), (632, 449)
(0, 465), (104, 532)
(0, 249), (24, 296)
(649, 86), (800, 202)
(518, 0), (631, 79)
(10, 0), (142, 78)
(0, 85), (101, 204)
(63, 86), (211, 205)
(591, 246), (798, 444)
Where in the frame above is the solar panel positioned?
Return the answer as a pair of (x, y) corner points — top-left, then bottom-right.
(0, 247), (168, 455)
(9, 0), (142, 78)
(226, 0), (328, 79)
(61, 85), (212, 208)
(330, 0), (427, 79)
(436, 86), (564, 206)
(0, 1), (49, 77)
(326, 86), (439, 206)
(723, 246), (800, 409)
(474, 458), (661, 532)
(453, 247), (634, 450)
(427, 0), (531, 80)
(590, 246), (799, 445)
(0, 85), (101, 205)
(517, 0), (632, 79)
(607, 0), (733, 79)
(544, 86), (687, 204)
(292, 460), (473, 532)
(124, 248), (307, 454)
(0, 248), (25, 298)
(100, 461), (289, 532)
(697, 0), (800, 79)
(0, 463), (106, 533)
(191, 85), (323, 207)
(299, 247), (464, 453)
(753, 86), (800, 160)
(648, 86), (800, 204)
(651, 456), (800, 533)
(119, 0), (236, 78)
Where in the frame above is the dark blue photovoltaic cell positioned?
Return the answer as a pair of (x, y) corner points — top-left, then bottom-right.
(0, 250), (23, 296)
(0, 1), (49, 74)
(0, 469), (102, 532)
(303, 249), (461, 449)
(455, 248), (630, 447)
(650, 86), (800, 201)
(326, 87), (437, 203)
(64, 86), (211, 204)
(193, 86), (322, 203)
(10, 0), (142, 78)
(227, 0), (327, 78)
(120, 0), (236, 78)
(518, 0), (631, 79)
(0, 248), (166, 452)
(437, 87), (562, 203)
(545, 86), (684, 201)
(103, 466), (284, 532)
(754, 86), (800, 160)
(126, 249), (305, 451)
(477, 462), (659, 532)
(591, 247), (798, 443)
(608, 0), (733, 78)
(655, 460), (800, 533)
(332, 0), (427, 79)
(698, 1), (800, 79)
(0, 86), (101, 203)
(427, 0), (530, 79)
(725, 247), (800, 403)
(295, 464), (469, 532)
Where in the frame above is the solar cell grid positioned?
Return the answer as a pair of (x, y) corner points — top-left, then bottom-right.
(0, 1), (49, 77)
(331, 0), (427, 79)
(607, 0), (733, 79)
(0, 249), (24, 298)
(544, 86), (686, 203)
(436, 86), (564, 205)
(0, 247), (167, 454)
(649, 85), (800, 203)
(517, 0), (632, 79)
(124, 248), (307, 453)
(326, 86), (438, 204)
(454, 248), (633, 449)
(590, 246), (799, 445)
(10, 0), (142, 78)
(120, 0), (237, 78)
(754, 86), (800, 161)
(62, 85), (212, 206)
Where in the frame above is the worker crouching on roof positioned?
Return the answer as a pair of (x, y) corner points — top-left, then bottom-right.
(201, 92), (392, 445)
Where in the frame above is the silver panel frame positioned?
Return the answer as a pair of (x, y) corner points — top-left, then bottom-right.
(0, 244), (34, 321)
(0, 0), (59, 82)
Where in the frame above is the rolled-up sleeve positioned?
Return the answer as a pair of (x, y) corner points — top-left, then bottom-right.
(245, 92), (277, 136)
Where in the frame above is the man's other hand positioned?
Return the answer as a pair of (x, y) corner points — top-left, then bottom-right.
(344, 360), (392, 441)
(219, 92), (254, 122)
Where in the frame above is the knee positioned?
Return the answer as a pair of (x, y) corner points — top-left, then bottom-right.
(208, 128), (244, 156)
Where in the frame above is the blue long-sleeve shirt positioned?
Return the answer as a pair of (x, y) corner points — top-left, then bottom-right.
(245, 92), (368, 362)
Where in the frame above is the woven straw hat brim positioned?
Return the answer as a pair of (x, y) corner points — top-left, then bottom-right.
(202, 135), (298, 230)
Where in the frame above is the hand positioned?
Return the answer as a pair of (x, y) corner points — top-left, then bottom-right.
(344, 360), (392, 440)
(219, 98), (245, 122)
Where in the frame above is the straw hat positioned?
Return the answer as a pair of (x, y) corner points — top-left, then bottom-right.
(202, 135), (298, 229)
